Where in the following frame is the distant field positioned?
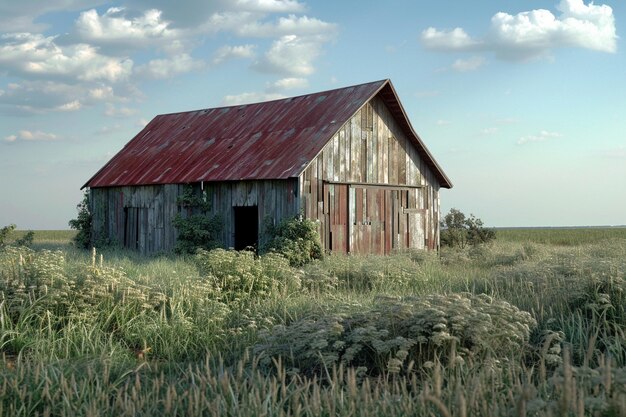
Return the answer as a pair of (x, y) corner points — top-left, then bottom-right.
(495, 226), (626, 245)
(11, 227), (626, 248)
(12, 229), (76, 249)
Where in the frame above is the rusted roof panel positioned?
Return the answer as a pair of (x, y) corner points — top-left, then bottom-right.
(85, 79), (452, 189)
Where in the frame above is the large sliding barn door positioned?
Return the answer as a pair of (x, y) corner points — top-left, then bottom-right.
(324, 183), (425, 255)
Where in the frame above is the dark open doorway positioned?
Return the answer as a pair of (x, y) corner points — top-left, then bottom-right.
(234, 206), (258, 250)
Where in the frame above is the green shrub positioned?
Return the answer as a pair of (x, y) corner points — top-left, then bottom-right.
(262, 216), (323, 267)
(440, 208), (496, 248)
(173, 186), (222, 254)
(255, 293), (536, 377)
(0, 224), (16, 247)
(194, 248), (301, 304)
(15, 230), (35, 247)
(68, 191), (92, 249)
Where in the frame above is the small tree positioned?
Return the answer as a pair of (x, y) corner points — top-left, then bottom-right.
(69, 191), (92, 249)
(0, 224), (16, 248)
(440, 208), (495, 248)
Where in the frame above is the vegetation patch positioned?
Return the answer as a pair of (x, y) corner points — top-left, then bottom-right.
(0, 227), (625, 416)
(68, 191), (92, 249)
(194, 248), (301, 304)
(262, 215), (323, 266)
(172, 186), (222, 254)
(255, 293), (536, 377)
(440, 208), (496, 248)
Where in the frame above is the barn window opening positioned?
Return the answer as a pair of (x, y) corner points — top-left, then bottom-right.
(234, 206), (258, 251)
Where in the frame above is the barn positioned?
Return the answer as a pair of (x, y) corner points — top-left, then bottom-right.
(84, 79), (452, 255)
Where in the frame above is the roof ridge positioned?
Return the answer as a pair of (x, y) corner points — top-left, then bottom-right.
(155, 79), (390, 117)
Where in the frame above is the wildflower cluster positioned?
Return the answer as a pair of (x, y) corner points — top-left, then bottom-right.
(255, 293), (536, 376)
(194, 249), (301, 304)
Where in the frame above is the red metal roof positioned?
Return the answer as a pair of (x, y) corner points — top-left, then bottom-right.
(85, 79), (452, 188)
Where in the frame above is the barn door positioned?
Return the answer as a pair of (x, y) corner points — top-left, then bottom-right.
(349, 186), (386, 255)
(348, 186), (418, 254)
(324, 183), (348, 253)
(123, 207), (152, 251)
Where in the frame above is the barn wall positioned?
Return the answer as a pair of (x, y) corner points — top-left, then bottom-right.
(89, 179), (299, 254)
(202, 179), (299, 249)
(299, 96), (441, 252)
(90, 184), (184, 254)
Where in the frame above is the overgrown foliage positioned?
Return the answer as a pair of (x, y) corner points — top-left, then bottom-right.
(173, 186), (222, 254)
(440, 208), (496, 248)
(68, 191), (92, 249)
(0, 224), (34, 248)
(14, 230), (35, 247)
(0, 224), (16, 247)
(0, 229), (625, 416)
(262, 215), (323, 266)
(194, 248), (301, 304)
(255, 293), (535, 376)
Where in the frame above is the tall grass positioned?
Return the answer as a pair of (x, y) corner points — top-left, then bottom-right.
(0, 229), (624, 415)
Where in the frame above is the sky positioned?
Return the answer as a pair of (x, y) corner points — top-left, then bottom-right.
(0, 0), (624, 229)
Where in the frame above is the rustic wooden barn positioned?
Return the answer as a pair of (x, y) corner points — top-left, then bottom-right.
(83, 79), (452, 255)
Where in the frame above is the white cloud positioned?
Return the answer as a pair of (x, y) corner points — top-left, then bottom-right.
(421, 27), (480, 51)
(0, 2), (336, 115)
(0, 80), (133, 114)
(104, 103), (138, 117)
(0, 33), (133, 82)
(56, 100), (82, 111)
(436, 120), (451, 126)
(88, 86), (115, 100)
(76, 7), (183, 51)
(4, 130), (58, 143)
(253, 34), (324, 76)
(451, 56), (486, 72)
(421, 0), (616, 61)
(222, 91), (285, 106)
(517, 130), (563, 145)
(234, 0), (305, 13)
(266, 77), (308, 91)
(0, 1), (103, 32)
(481, 127), (498, 135)
(212, 45), (256, 65)
(238, 14), (336, 37)
(135, 53), (205, 79)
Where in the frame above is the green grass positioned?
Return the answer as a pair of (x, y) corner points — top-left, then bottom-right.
(0, 228), (625, 416)
(10, 229), (76, 250)
(495, 226), (626, 245)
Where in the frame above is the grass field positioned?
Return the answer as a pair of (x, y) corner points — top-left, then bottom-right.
(496, 226), (626, 245)
(1, 228), (625, 416)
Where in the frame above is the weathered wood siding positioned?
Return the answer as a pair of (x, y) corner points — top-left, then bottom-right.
(299, 96), (441, 253)
(89, 179), (298, 254)
(90, 184), (184, 254)
(202, 179), (299, 249)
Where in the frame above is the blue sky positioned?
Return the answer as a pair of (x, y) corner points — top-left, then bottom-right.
(0, 0), (624, 229)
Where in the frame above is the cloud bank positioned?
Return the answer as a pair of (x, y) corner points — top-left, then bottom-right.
(421, 0), (617, 61)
